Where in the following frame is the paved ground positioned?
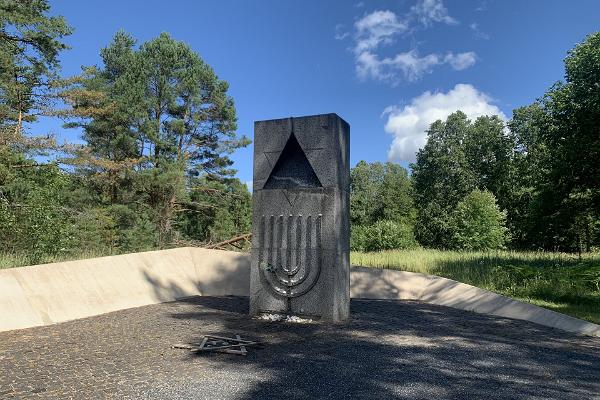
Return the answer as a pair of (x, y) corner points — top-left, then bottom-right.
(0, 296), (599, 400)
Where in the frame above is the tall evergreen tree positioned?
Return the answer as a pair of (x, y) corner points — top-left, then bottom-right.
(0, 0), (75, 263)
(62, 31), (250, 248)
(0, 0), (72, 134)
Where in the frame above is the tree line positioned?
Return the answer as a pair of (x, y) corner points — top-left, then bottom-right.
(0, 1), (251, 263)
(1, 1), (599, 265)
(351, 31), (600, 253)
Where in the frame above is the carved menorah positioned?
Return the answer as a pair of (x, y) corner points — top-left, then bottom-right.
(258, 214), (322, 307)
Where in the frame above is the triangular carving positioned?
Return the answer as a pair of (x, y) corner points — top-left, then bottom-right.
(263, 151), (281, 168)
(263, 134), (322, 189)
(281, 190), (300, 206)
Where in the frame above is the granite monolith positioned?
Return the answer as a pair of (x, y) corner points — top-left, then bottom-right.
(250, 113), (350, 321)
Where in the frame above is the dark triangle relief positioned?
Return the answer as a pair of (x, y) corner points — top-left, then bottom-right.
(263, 134), (322, 189)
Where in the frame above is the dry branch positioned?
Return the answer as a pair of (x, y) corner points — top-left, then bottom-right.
(205, 233), (251, 250)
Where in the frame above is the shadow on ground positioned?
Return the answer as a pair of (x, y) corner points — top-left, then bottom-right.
(135, 255), (600, 399)
(168, 296), (600, 400)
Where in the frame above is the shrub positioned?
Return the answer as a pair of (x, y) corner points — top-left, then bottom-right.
(350, 224), (369, 252)
(449, 189), (508, 251)
(351, 220), (418, 252)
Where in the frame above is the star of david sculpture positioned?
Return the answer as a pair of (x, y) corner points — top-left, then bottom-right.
(250, 114), (350, 322)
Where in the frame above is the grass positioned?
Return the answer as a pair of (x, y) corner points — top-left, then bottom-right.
(351, 249), (600, 324)
(0, 249), (121, 270)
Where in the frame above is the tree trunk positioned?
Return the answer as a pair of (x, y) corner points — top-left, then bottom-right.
(585, 218), (591, 253)
(158, 191), (177, 248)
(177, 108), (189, 162)
(14, 110), (22, 136)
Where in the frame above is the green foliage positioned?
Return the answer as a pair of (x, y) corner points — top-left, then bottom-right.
(0, 0), (72, 128)
(505, 32), (600, 251)
(351, 220), (418, 252)
(0, 1), (74, 264)
(58, 30), (251, 249)
(505, 104), (550, 247)
(178, 177), (251, 244)
(350, 161), (415, 226)
(0, 164), (73, 263)
(0, 4), (251, 265)
(350, 161), (417, 252)
(464, 115), (513, 208)
(2, 0), (600, 269)
(350, 161), (383, 226)
(449, 190), (508, 251)
(69, 205), (157, 254)
(410, 110), (514, 250)
(350, 224), (369, 252)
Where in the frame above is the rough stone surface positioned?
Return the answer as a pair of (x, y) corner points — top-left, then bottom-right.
(0, 296), (598, 399)
(251, 114), (350, 321)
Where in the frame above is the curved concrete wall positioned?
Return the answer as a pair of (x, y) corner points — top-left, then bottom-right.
(0, 248), (249, 332)
(1, 248), (599, 337)
(351, 267), (600, 337)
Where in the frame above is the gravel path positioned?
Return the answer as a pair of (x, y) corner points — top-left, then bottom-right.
(1, 296), (599, 399)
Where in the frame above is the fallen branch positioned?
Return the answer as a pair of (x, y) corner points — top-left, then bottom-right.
(205, 233), (251, 250)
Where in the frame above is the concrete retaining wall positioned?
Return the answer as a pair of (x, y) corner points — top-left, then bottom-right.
(0, 248), (249, 332)
(351, 266), (600, 337)
(1, 248), (599, 337)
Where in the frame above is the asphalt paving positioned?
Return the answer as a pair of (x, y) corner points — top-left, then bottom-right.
(1, 296), (598, 399)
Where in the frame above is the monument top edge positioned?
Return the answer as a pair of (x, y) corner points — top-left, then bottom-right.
(254, 113), (349, 126)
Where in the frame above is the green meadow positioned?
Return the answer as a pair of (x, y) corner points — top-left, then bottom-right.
(351, 249), (600, 324)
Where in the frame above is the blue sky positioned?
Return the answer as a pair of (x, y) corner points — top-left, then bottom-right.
(38, 0), (600, 185)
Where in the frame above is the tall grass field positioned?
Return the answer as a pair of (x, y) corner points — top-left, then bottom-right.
(352, 249), (600, 324)
(0, 250), (118, 270)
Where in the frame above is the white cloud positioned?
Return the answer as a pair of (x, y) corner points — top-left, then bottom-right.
(346, 4), (475, 84)
(354, 10), (408, 53)
(387, 51), (441, 81)
(356, 51), (386, 80)
(357, 50), (477, 84)
(334, 24), (350, 40)
(356, 50), (438, 83)
(444, 51), (477, 70)
(469, 23), (490, 40)
(411, 0), (458, 26)
(384, 84), (506, 162)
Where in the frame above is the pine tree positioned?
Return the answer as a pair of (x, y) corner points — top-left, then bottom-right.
(61, 32), (250, 248)
(0, 0), (72, 135)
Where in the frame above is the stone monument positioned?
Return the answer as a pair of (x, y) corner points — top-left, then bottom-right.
(250, 113), (350, 322)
